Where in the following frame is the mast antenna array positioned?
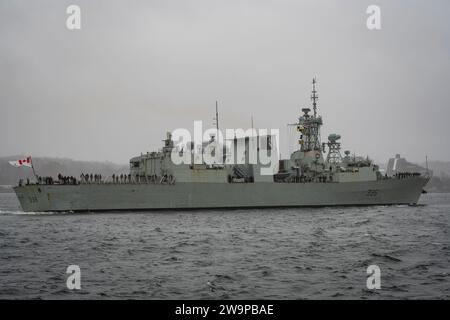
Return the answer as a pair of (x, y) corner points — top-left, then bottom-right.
(212, 100), (220, 140)
(215, 101), (219, 132)
(311, 77), (318, 117)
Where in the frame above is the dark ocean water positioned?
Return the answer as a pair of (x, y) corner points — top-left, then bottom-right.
(0, 192), (449, 299)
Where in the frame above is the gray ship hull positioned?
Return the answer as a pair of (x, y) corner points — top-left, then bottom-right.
(13, 177), (429, 212)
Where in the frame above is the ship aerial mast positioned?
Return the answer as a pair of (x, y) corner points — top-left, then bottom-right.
(215, 101), (219, 132)
(311, 77), (318, 117)
(300, 78), (322, 152)
(215, 101), (220, 137)
(212, 100), (220, 140)
(287, 78), (323, 152)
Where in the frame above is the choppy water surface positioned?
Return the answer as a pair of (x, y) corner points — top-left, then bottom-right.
(0, 192), (449, 299)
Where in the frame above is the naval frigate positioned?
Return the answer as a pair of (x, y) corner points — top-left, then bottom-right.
(13, 80), (429, 212)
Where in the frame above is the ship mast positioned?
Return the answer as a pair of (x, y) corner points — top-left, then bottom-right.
(212, 100), (220, 141)
(300, 78), (322, 152)
(215, 101), (219, 137)
(311, 77), (318, 117)
(287, 78), (323, 153)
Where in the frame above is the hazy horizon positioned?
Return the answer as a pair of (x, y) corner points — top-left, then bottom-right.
(1, 0), (449, 164)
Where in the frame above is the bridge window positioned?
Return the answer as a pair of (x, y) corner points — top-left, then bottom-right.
(131, 161), (140, 168)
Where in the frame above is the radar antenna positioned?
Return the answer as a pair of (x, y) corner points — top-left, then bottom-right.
(326, 134), (342, 164)
(311, 77), (318, 117)
(213, 100), (220, 139)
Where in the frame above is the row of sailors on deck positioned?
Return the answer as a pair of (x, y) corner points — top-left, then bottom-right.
(35, 174), (97, 185)
(394, 172), (421, 179)
(111, 174), (164, 184)
(22, 176), (76, 186)
(22, 173), (165, 186)
(38, 176), (54, 185)
(112, 174), (131, 183)
(57, 174), (77, 185)
(80, 173), (102, 183)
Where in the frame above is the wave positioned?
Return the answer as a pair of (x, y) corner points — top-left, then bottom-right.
(0, 209), (61, 215)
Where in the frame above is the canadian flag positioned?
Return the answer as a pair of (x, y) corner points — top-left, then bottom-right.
(9, 156), (33, 168)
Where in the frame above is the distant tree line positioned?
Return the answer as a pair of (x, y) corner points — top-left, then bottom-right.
(425, 173), (450, 193)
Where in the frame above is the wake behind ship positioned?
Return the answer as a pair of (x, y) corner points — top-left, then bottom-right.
(13, 80), (429, 212)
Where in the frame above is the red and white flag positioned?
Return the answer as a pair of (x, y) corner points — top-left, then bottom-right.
(9, 156), (33, 168)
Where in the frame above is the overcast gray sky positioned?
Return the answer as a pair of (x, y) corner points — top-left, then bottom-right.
(1, 0), (449, 164)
